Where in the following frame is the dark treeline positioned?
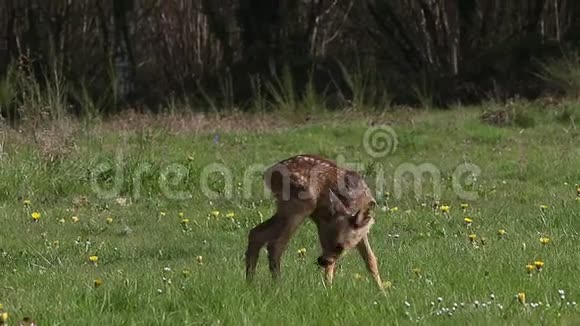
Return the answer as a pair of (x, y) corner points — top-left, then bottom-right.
(1, 0), (579, 119)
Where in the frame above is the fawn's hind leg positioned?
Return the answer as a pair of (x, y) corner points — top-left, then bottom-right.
(265, 198), (314, 279)
(245, 216), (280, 282)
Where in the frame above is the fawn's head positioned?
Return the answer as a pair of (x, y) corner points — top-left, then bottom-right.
(317, 189), (376, 267)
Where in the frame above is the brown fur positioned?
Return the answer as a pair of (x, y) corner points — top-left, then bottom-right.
(245, 154), (384, 290)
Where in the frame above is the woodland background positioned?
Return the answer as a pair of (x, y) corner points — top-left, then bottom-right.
(1, 0), (580, 121)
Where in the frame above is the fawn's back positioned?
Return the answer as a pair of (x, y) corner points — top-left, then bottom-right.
(264, 154), (374, 215)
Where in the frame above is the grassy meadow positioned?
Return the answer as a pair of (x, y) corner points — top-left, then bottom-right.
(1, 102), (580, 325)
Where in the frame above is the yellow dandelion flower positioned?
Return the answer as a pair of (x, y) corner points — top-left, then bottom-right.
(160, 211), (166, 217)
(440, 205), (450, 213)
(31, 212), (41, 221)
(94, 279), (103, 287)
(534, 260), (544, 271)
(468, 233), (477, 242)
(526, 264), (535, 274)
(181, 218), (189, 225)
(71, 216), (79, 223)
(178, 212), (184, 218)
(463, 217), (473, 225)
(540, 237), (550, 245)
(389, 207), (399, 213)
(89, 255), (99, 264)
(0, 312), (8, 323)
(540, 204), (549, 210)
(412, 267), (422, 276)
(297, 248), (306, 257)
(106, 217), (113, 224)
(226, 212), (235, 219)
(23, 199), (31, 206)
(196, 255), (203, 265)
(211, 210), (220, 217)
(498, 229), (507, 236)
(461, 203), (469, 210)
(517, 292), (526, 304)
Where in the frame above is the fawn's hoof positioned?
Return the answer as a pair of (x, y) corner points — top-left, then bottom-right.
(317, 256), (333, 267)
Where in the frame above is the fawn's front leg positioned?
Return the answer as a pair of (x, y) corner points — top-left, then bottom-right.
(356, 235), (384, 291)
(314, 220), (339, 288)
(323, 261), (336, 287)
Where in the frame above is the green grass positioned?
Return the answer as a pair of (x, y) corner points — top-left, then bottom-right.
(1, 104), (580, 325)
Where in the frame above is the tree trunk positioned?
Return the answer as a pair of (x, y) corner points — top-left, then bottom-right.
(112, 0), (136, 105)
(0, 0), (16, 75)
(201, 0), (233, 67)
(238, 0), (277, 65)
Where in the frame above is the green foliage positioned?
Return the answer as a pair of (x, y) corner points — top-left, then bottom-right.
(411, 70), (435, 109)
(335, 58), (392, 111)
(0, 60), (77, 124)
(259, 63), (328, 114)
(479, 100), (540, 129)
(264, 64), (299, 112)
(535, 51), (580, 99)
(1, 106), (580, 325)
(553, 102), (580, 127)
(249, 75), (268, 113)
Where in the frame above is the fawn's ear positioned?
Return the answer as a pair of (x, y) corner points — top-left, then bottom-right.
(328, 189), (348, 216)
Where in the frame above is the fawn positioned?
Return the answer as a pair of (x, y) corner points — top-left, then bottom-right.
(245, 154), (384, 290)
